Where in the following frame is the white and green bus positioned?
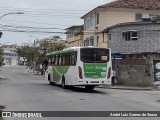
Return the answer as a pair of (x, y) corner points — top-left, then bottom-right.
(45, 47), (112, 90)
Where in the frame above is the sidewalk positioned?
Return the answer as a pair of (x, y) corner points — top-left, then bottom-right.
(26, 68), (44, 76)
(97, 85), (160, 91)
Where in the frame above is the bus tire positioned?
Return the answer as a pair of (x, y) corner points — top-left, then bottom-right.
(62, 75), (66, 89)
(85, 85), (95, 91)
(48, 74), (53, 85)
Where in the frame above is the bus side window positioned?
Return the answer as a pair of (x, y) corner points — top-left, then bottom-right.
(48, 56), (51, 65)
(66, 54), (70, 65)
(70, 54), (73, 65)
(71, 52), (77, 65)
(55, 55), (58, 65)
(59, 55), (62, 65)
(58, 55), (60, 65)
(62, 54), (66, 65)
(52, 55), (55, 65)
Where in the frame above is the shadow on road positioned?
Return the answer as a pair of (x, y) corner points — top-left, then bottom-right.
(49, 83), (107, 95)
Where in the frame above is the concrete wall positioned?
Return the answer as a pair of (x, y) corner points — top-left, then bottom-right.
(115, 53), (160, 86)
(108, 23), (160, 53)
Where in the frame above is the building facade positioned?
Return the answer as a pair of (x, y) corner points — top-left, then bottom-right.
(3, 51), (18, 65)
(81, 0), (160, 48)
(65, 25), (83, 47)
(1, 44), (18, 65)
(103, 21), (160, 86)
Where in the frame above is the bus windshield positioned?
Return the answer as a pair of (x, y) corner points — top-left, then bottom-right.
(80, 48), (109, 63)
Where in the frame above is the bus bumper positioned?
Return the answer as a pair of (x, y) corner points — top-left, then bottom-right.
(76, 78), (111, 85)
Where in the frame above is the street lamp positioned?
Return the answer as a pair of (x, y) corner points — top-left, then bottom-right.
(0, 12), (24, 38)
(0, 12), (24, 19)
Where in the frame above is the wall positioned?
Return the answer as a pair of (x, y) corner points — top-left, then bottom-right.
(114, 53), (160, 86)
(108, 23), (160, 53)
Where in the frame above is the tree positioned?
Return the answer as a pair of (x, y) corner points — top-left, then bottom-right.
(16, 36), (67, 74)
(39, 38), (67, 53)
(17, 45), (38, 67)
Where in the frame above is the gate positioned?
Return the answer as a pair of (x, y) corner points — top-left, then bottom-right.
(153, 60), (160, 82)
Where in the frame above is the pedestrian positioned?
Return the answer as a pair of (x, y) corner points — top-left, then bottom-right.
(43, 59), (48, 71)
(112, 69), (116, 87)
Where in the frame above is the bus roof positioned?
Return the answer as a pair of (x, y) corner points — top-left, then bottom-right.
(46, 47), (78, 56)
(46, 47), (110, 56)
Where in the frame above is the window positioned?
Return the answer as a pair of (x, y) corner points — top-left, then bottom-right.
(66, 54), (70, 65)
(71, 53), (77, 65)
(48, 56), (53, 65)
(96, 13), (99, 24)
(80, 48), (109, 63)
(55, 55), (59, 65)
(123, 31), (139, 41)
(96, 36), (99, 47)
(59, 55), (62, 65)
(53, 52), (77, 66)
(90, 36), (94, 46)
(108, 34), (111, 40)
(90, 15), (93, 26)
(84, 15), (94, 29)
(84, 38), (89, 46)
(135, 13), (142, 21)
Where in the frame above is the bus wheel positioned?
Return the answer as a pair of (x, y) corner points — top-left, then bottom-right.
(62, 76), (66, 89)
(85, 85), (95, 91)
(48, 75), (53, 85)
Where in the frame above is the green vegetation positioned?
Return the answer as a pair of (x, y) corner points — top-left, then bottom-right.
(17, 37), (67, 74)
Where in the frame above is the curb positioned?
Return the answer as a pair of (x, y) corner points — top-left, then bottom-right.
(97, 85), (160, 91)
(26, 69), (44, 76)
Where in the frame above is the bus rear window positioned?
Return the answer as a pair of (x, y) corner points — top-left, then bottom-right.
(80, 48), (109, 63)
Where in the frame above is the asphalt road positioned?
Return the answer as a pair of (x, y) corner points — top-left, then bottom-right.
(0, 65), (160, 120)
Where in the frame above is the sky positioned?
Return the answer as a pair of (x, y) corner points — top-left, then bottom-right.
(0, 0), (115, 45)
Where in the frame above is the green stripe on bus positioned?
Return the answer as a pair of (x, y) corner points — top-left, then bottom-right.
(83, 63), (107, 78)
(52, 66), (70, 83)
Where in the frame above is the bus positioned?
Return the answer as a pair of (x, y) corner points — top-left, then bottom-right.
(45, 47), (112, 90)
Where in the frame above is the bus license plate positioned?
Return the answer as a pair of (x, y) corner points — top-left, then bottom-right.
(92, 75), (98, 78)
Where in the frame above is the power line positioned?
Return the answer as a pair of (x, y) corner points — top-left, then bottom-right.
(0, 24), (65, 30)
(24, 13), (82, 18)
(0, 19), (74, 26)
(0, 7), (90, 12)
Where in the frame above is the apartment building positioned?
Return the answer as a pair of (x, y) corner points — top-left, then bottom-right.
(81, 0), (160, 48)
(65, 25), (84, 47)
